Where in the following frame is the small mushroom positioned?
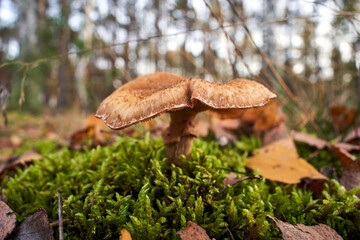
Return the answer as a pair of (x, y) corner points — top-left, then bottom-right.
(96, 72), (276, 166)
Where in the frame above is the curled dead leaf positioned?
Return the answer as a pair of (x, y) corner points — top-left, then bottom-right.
(331, 144), (355, 166)
(207, 101), (284, 134)
(0, 150), (42, 180)
(291, 131), (329, 149)
(344, 126), (360, 144)
(267, 215), (343, 240)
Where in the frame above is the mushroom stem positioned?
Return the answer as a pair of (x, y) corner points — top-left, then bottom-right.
(165, 136), (194, 166)
(162, 109), (199, 166)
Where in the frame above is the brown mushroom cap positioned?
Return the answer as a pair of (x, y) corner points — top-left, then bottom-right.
(96, 72), (276, 130)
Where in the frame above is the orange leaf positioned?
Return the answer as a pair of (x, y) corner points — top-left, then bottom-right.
(246, 138), (327, 184)
(119, 229), (132, 240)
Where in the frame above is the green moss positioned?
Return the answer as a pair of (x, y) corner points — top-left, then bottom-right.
(3, 136), (360, 239)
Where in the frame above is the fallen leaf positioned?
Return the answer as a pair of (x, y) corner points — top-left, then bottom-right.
(207, 101), (284, 134)
(176, 221), (212, 240)
(291, 131), (329, 149)
(330, 106), (355, 133)
(0, 150), (42, 180)
(340, 158), (360, 197)
(267, 215), (343, 240)
(0, 200), (16, 240)
(332, 142), (360, 152)
(119, 229), (132, 240)
(246, 138), (327, 184)
(69, 114), (111, 149)
(11, 208), (54, 240)
(262, 122), (290, 146)
(344, 126), (360, 143)
(331, 144), (355, 166)
(252, 101), (285, 132)
(298, 178), (327, 198)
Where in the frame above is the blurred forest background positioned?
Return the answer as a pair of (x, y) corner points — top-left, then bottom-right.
(0, 0), (359, 132)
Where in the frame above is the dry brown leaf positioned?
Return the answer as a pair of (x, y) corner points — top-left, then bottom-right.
(253, 101), (285, 132)
(344, 126), (360, 143)
(331, 144), (355, 166)
(11, 208), (54, 240)
(332, 142), (360, 152)
(119, 229), (132, 240)
(268, 215), (343, 240)
(0, 200), (16, 240)
(330, 106), (355, 133)
(207, 101), (284, 134)
(69, 114), (112, 149)
(262, 122), (290, 146)
(0, 150), (42, 180)
(291, 131), (329, 149)
(176, 221), (212, 240)
(246, 138), (327, 184)
(340, 158), (360, 197)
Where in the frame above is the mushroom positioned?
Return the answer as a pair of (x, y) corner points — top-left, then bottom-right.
(96, 72), (276, 166)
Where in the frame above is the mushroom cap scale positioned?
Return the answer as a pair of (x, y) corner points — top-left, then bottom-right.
(96, 72), (276, 130)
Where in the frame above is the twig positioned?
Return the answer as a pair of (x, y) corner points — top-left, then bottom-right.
(50, 219), (69, 227)
(225, 225), (236, 240)
(215, 174), (263, 199)
(18, 66), (28, 107)
(58, 195), (64, 240)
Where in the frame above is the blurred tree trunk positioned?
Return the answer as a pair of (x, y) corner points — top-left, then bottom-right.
(58, 0), (73, 108)
(121, 1), (137, 83)
(15, 0), (38, 56)
(262, 1), (275, 60)
(153, 0), (161, 71)
(74, 0), (94, 111)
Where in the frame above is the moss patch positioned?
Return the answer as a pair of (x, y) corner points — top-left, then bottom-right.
(3, 135), (360, 239)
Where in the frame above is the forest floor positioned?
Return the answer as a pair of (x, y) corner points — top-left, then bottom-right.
(0, 106), (359, 239)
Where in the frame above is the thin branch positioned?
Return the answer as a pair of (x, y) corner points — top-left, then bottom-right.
(58, 195), (64, 240)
